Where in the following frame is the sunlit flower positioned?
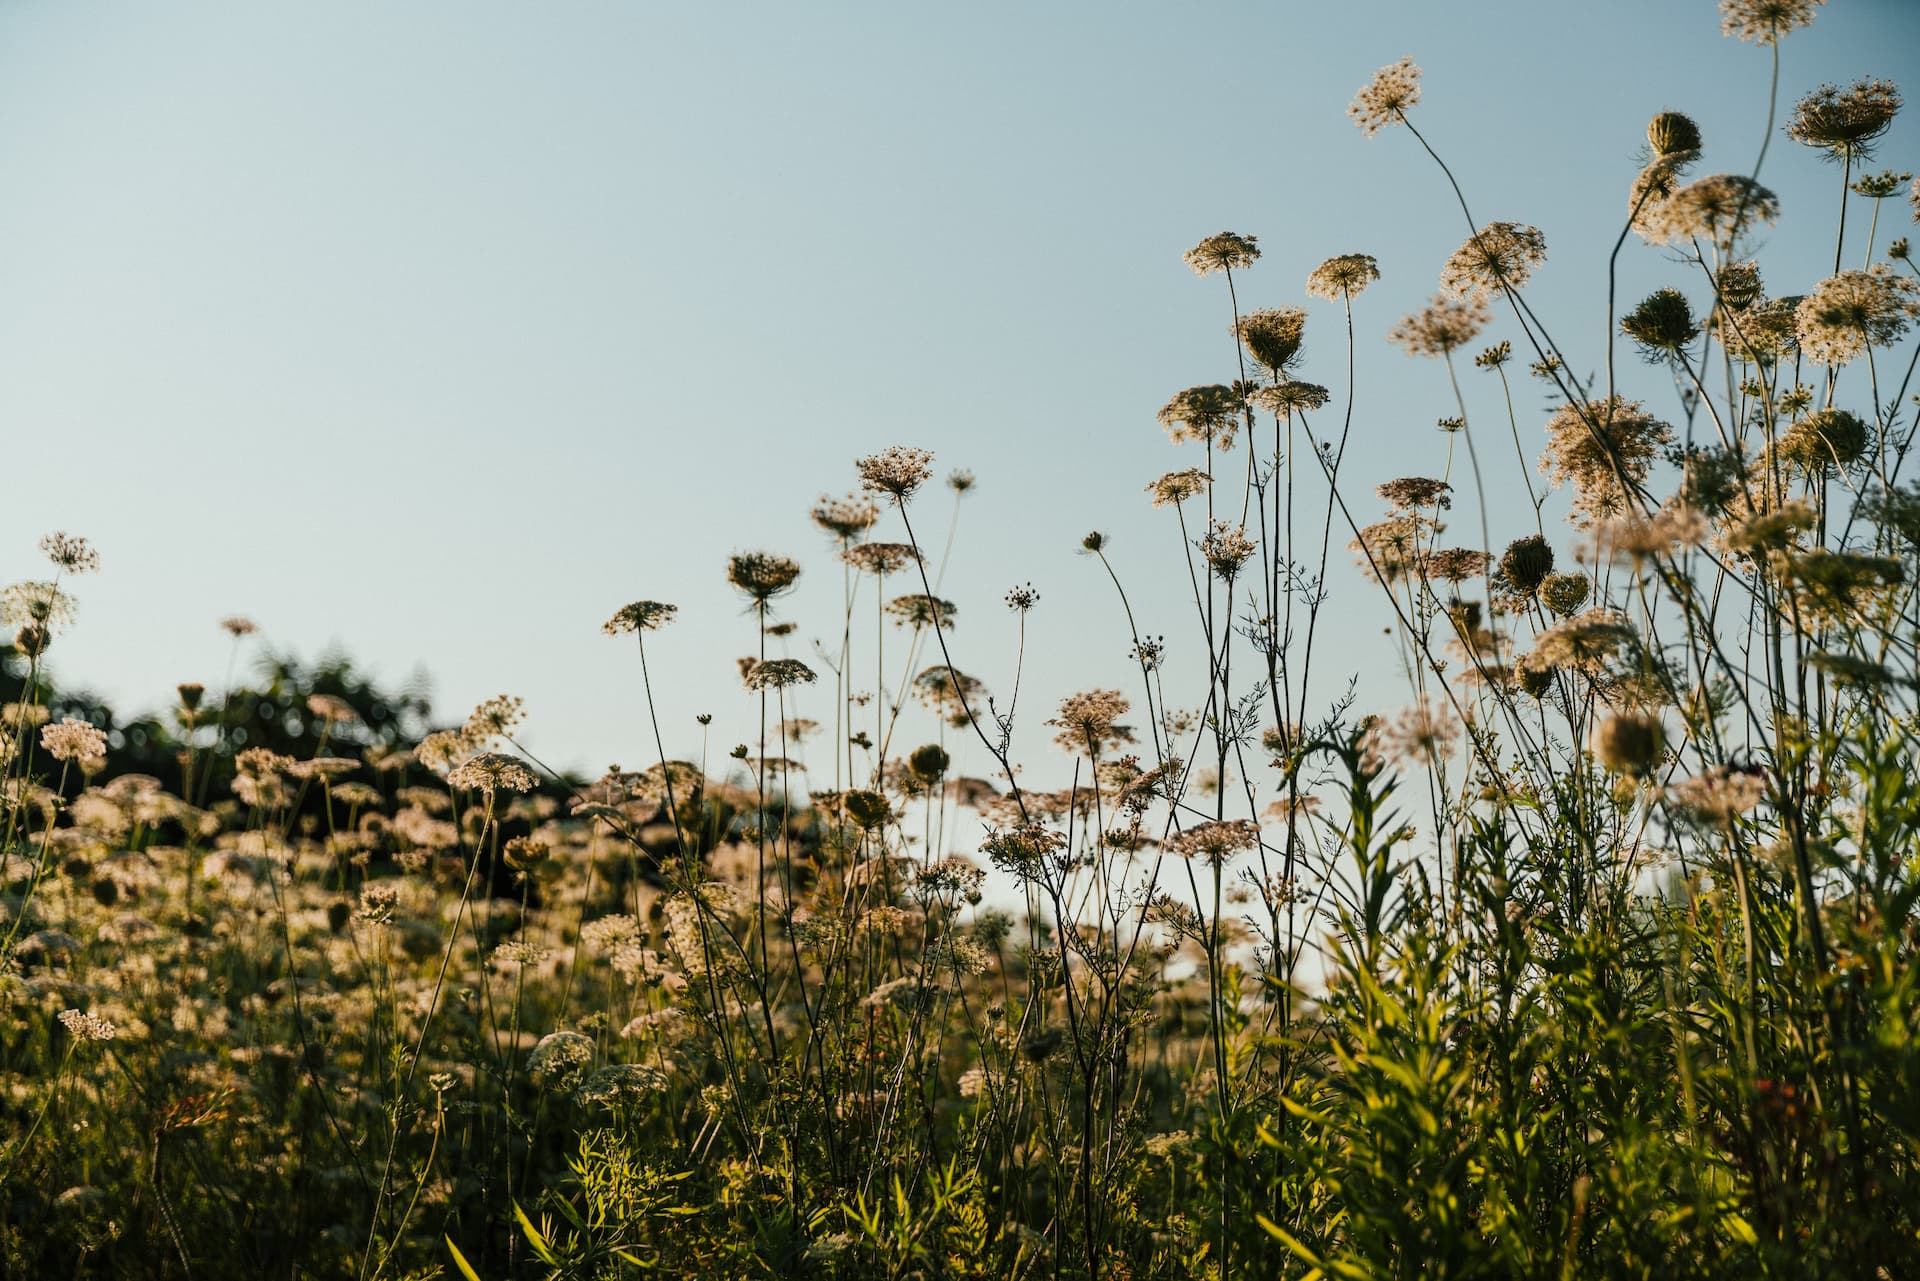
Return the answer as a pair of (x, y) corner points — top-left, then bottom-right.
(58, 1009), (117, 1043)
(743, 658), (818, 691)
(305, 693), (358, 724)
(1425, 547), (1489, 583)
(1637, 174), (1779, 247)
(495, 940), (551, 968)
(915, 665), (986, 727)
(1852, 169), (1913, 199)
(1349, 56), (1421, 136)
(1776, 408), (1872, 474)
(1666, 765), (1768, 827)
(1719, 0), (1823, 44)
(1183, 231), (1260, 276)
(843, 542), (920, 576)
(885, 594), (956, 630)
(1049, 689), (1133, 756)
(527, 1030), (595, 1088)
(289, 756), (361, 781)
(1158, 384), (1244, 449)
(1592, 712), (1665, 776)
(41, 717), (107, 765)
(1440, 222), (1547, 300)
(1306, 253), (1380, 301)
(1787, 78), (1900, 161)
(39, 533), (99, 575)
(1164, 819), (1260, 864)
(1200, 521), (1256, 580)
(603, 601), (678, 635)
(810, 491), (879, 542)
(1772, 548), (1905, 624)
(576, 1063), (668, 1106)
(1363, 696), (1463, 769)
(1586, 506), (1708, 564)
(357, 883), (401, 924)
(1377, 477), (1452, 512)
(446, 752), (538, 796)
(1794, 266), (1919, 366)
(857, 446), (935, 499)
(1250, 381), (1331, 415)
(1713, 294), (1800, 364)
(1351, 514), (1437, 584)
(1148, 468), (1211, 508)
(464, 694), (525, 747)
(1539, 397), (1675, 525)
(2, 581), (77, 634)
(1530, 608), (1636, 675)
(1388, 295), (1490, 357)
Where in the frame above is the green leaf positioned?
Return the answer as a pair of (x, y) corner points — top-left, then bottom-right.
(446, 1236), (483, 1281)
(514, 1201), (560, 1265)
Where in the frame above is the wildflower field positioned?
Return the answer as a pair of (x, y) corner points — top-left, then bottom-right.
(7, 1), (1920, 1277)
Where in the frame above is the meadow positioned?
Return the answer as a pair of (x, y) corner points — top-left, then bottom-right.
(6, 1), (1920, 1276)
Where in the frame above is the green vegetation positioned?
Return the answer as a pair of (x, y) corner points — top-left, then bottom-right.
(7, 2), (1920, 1275)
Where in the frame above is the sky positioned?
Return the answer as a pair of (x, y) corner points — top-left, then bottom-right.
(1, 0), (1916, 789)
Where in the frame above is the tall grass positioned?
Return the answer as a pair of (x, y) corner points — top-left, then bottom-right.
(5, 3), (1920, 1276)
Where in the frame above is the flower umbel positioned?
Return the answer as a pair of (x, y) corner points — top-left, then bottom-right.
(603, 601), (678, 635)
(1183, 232), (1260, 276)
(1349, 57), (1421, 136)
(857, 446), (935, 500)
(1307, 254), (1381, 301)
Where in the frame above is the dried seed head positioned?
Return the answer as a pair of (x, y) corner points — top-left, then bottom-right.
(908, 743), (950, 783)
(1499, 535), (1556, 595)
(1592, 712), (1665, 776)
(1235, 306), (1307, 374)
(1717, 260), (1764, 309)
(727, 551), (802, 602)
(1539, 572), (1592, 617)
(1183, 231), (1260, 276)
(844, 789), (893, 830)
(1621, 289), (1700, 356)
(1647, 111), (1703, 158)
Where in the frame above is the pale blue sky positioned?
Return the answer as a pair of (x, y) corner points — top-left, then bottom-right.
(1, 1), (1914, 782)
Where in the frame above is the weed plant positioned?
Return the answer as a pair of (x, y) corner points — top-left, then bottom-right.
(4, 2), (1920, 1276)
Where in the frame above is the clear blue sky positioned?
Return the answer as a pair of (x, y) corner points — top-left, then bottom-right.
(1, 1), (1914, 780)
